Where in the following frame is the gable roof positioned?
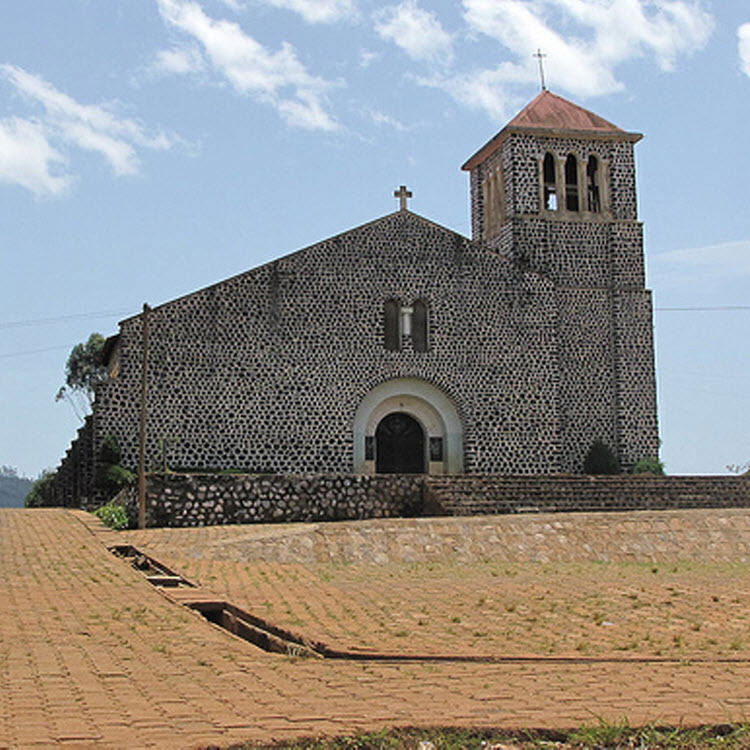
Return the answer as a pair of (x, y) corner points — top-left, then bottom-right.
(462, 90), (642, 171)
(117, 209), (552, 328)
(117, 211), (473, 325)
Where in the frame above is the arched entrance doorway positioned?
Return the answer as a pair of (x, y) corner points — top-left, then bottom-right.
(353, 378), (464, 475)
(375, 412), (425, 474)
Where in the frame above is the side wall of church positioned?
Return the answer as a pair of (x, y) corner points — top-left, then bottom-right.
(468, 131), (658, 472)
(93, 212), (563, 476)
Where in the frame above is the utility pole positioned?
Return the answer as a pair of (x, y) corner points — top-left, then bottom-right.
(137, 303), (151, 530)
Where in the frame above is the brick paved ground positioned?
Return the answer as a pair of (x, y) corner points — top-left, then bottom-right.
(3, 508), (750, 749)
(124, 510), (750, 659)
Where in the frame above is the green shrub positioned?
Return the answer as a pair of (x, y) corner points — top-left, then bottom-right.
(632, 456), (665, 475)
(98, 435), (123, 466)
(25, 470), (57, 507)
(583, 440), (620, 475)
(94, 501), (129, 530)
(95, 464), (135, 492)
(95, 435), (134, 495)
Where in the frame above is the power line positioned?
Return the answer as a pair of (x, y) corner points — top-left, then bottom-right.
(655, 306), (750, 311)
(0, 344), (74, 359)
(1, 305), (747, 359)
(0, 308), (132, 330)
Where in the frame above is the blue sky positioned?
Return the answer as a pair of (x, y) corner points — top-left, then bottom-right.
(1, 0), (748, 478)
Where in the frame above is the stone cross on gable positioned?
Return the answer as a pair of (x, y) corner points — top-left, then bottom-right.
(394, 185), (412, 210)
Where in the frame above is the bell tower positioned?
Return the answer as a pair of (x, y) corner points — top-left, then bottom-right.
(462, 91), (659, 472)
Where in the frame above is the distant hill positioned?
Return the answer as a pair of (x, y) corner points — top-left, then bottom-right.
(0, 475), (33, 507)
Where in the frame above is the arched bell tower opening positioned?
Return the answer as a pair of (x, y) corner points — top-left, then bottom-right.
(353, 378), (464, 475)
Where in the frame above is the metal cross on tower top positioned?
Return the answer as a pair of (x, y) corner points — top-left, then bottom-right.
(533, 48), (547, 91)
(394, 185), (412, 210)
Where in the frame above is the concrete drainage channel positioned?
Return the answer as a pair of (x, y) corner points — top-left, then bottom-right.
(109, 544), (322, 658)
(108, 544), (750, 667)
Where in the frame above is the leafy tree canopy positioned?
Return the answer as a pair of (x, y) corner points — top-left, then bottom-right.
(56, 333), (107, 420)
(25, 470), (57, 508)
(64, 333), (106, 394)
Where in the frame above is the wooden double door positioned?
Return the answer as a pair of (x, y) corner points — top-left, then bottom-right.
(375, 412), (425, 474)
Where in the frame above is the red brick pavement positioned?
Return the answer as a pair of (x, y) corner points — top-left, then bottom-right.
(2, 508), (750, 750)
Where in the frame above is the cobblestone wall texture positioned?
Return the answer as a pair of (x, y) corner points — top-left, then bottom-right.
(424, 475), (750, 516)
(49, 416), (100, 509)
(114, 473), (750, 529)
(53, 96), (660, 503)
(118, 473), (423, 528)
(469, 129), (658, 472)
(94, 211), (564, 477)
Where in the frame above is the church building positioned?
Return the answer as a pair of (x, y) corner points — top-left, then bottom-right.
(75, 90), (660, 488)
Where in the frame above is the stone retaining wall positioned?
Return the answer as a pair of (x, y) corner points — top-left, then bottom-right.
(121, 509), (750, 565)
(113, 472), (750, 529)
(119, 473), (424, 528)
(424, 474), (750, 516)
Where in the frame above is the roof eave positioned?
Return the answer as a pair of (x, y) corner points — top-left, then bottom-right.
(461, 126), (643, 172)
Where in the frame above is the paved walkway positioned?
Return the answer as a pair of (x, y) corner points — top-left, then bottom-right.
(3, 509), (750, 749)
(123, 511), (750, 660)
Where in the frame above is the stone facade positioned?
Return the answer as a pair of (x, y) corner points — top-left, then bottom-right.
(117, 473), (423, 528)
(53, 91), (660, 505)
(114, 473), (750, 529)
(94, 213), (562, 477)
(465, 124), (658, 472)
(50, 416), (99, 509)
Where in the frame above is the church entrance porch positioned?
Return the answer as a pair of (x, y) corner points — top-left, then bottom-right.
(375, 412), (425, 474)
(353, 378), (464, 475)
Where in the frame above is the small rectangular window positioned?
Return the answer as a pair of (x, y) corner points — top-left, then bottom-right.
(384, 299), (400, 351)
(412, 300), (428, 352)
(429, 437), (444, 461)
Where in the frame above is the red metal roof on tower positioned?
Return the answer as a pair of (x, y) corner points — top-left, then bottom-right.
(462, 90), (640, 171)
(508, 90), (623, 132)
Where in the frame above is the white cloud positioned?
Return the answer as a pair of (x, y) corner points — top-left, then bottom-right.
(155, 45), (206, 74)
(739, 23), (750, 77)
(428, 0), (713, 119)
(0, 65), (174, 195)
(359, 49), (380, 68)
(650, 240), (750, 287)
(252, 0), (355, 23)
(420, 65), (529, 122)
(374, 1), (453, 63)
(155, 0), (339, 131)
(463, 0), (620, 97)
(366, 108), (408, 131)
(0, 117), (71, 196)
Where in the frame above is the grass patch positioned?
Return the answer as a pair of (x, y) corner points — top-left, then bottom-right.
(227, 724), (750, 750)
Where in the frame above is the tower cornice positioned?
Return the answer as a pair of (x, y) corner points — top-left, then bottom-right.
(462, 125), (642, 172)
